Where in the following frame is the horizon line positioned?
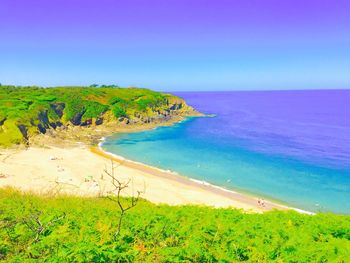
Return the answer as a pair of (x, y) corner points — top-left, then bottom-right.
(1, 83), (349, 93)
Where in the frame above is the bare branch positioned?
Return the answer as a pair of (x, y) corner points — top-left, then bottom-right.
(102, 159), (144, 238)
(22, 211), (66, 243)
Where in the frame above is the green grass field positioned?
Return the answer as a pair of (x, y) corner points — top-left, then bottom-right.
(1, 189), (349, 262)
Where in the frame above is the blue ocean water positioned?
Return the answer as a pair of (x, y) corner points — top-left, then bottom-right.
(102, 90), (350, 214)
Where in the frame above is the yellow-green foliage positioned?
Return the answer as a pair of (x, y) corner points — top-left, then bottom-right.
(0, 120), (23, 146)
(0, 86), (180, 146)
(0, 189), (349, 262)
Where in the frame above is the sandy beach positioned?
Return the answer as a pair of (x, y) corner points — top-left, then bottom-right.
(0, 144), (289, 213)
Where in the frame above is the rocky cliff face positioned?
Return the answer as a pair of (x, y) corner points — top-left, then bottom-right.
(127, 97), (198, 125)
(46, 97), (195, 127)
(27, 98), (197, 145)
(0, 86), (201, 146)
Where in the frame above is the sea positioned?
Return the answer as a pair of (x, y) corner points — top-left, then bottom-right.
(101, 90), (350, 214)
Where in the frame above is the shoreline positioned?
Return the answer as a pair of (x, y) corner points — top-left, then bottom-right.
(25, 114), (203, 149)
(93, 144), (313, 214)
(0, 145), (262, 211)
(0, 140), (313, 213)
(0, 114), (313, 214)
(97, 131), (315, 214)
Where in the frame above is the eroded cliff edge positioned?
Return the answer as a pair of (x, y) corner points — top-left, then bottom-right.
(0, 86), (201, 147)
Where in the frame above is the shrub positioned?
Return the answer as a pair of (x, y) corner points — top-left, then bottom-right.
(0, 189), (349, 262)
(82, 101), (109, 120)
(112, 105), (127, 118)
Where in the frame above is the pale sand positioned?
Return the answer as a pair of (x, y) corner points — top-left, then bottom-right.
(0, 145), (288, 212)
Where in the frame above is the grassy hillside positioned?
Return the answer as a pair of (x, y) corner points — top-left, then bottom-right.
(0, 189), (349, 262)
(0, 85), (195, 146)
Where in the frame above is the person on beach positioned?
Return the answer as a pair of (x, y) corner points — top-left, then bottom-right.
(257, 198), (266, 207)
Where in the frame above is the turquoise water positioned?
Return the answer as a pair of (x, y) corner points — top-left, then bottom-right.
(102, 91), (350, 214)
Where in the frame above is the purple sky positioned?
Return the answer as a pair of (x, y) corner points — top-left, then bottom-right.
(1, 0), (350, 90)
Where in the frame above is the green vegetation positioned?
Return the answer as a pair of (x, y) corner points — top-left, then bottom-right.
(0, 189), (349, 262)
(0, 85), (190, 146)
(112, 104), (127, 118)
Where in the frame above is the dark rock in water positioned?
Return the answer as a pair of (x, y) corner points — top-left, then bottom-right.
(95, 118), (103, 125)
(50, 102), (65, 118)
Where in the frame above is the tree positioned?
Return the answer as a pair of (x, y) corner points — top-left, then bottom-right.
(103, 160), (144, 238)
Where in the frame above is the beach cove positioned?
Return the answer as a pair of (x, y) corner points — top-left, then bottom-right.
(2, 90), (349, 214)
(0, 142), (291, 213)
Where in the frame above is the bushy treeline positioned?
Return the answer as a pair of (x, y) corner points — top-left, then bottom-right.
(0, 189), (349, 262)
(0, 85), (187, 146)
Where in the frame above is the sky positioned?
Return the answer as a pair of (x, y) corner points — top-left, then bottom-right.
(0, 0), (350, 91)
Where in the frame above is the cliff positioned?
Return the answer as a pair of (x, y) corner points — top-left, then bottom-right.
(0, 86), (200, 146)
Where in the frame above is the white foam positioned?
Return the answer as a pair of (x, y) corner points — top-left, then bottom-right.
(189, 178), (212, 186)
(98, 137), (106, 148)
(189, 178), (240, 194)
(291, 208), (315, 215)
(98, 142), (179, 175)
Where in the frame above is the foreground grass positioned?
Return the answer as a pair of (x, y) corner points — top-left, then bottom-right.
(0, 189), (349, 262)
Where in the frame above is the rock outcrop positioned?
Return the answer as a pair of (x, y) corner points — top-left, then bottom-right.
(0, 86), (201, 146)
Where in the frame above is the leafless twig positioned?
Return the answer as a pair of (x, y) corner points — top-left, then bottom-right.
(22, 211), (66, 242)
(103, 159), (144, 238)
